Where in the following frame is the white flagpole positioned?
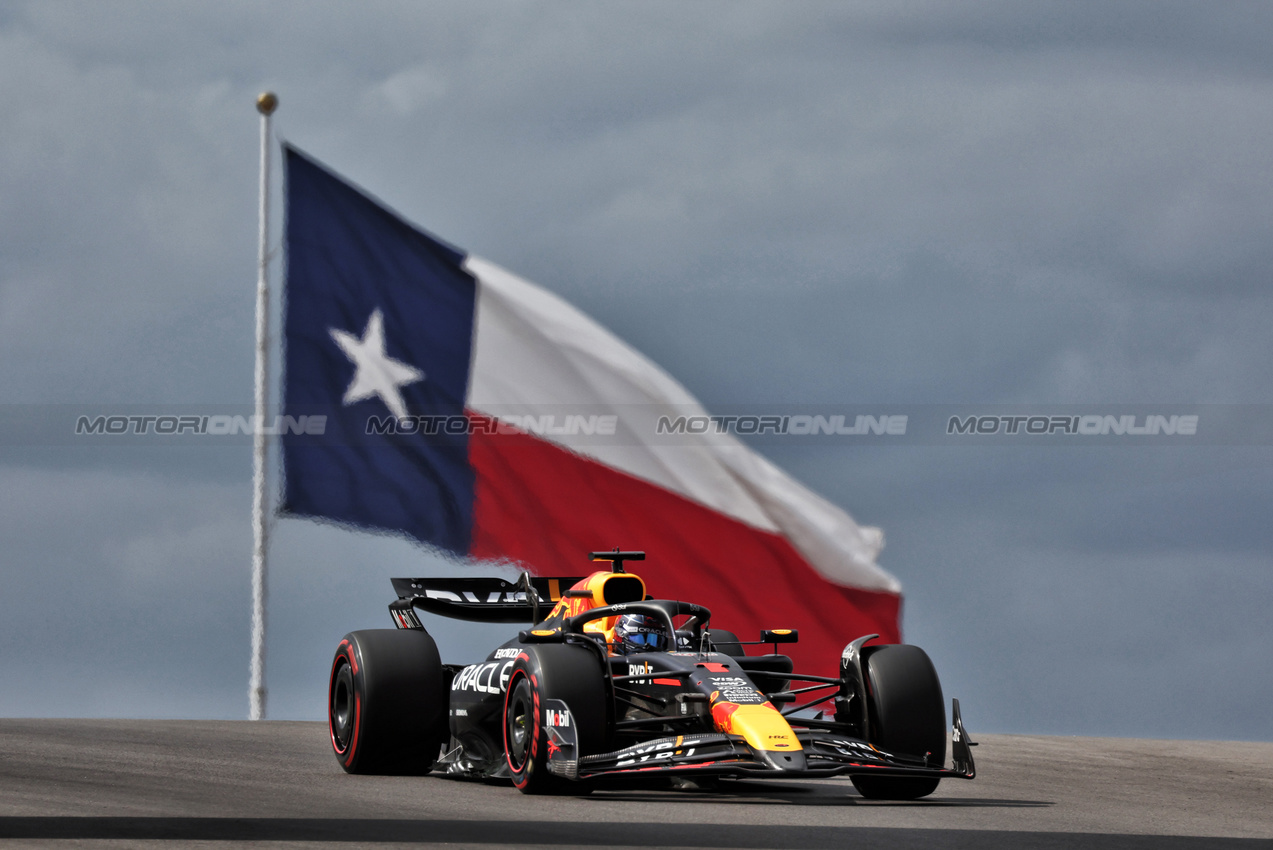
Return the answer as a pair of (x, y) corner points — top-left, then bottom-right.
(250, 91), (278, 721)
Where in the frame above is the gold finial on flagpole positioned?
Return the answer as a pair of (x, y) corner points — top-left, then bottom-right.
(256, 91), (278, 115)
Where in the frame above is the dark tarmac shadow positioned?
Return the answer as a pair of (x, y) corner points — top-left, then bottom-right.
(0, 817), (1260, 848)
(584, 777), (1052, 807)
(587, 789), (1053, 808)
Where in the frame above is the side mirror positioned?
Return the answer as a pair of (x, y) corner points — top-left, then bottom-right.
(760, 629), (799, 644)
(518, 628), (566, 644)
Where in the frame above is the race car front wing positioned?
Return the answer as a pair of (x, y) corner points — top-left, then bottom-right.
(548, 698), (977, 783)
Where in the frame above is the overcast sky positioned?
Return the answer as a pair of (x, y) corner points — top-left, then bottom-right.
(1, 1), (1270, 741)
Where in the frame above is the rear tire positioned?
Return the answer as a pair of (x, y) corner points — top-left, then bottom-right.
(850, 644), (945, 801)
(737, 653), (793, 696)
(328, 629), (449, 775)
(709, 628), (745, 658)
(503, 644), (606, 794)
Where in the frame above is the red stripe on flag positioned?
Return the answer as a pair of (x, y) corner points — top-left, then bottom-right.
(466, 413), (901, 680)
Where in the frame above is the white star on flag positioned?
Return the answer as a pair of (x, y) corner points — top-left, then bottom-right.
(329, 309), (424, 419)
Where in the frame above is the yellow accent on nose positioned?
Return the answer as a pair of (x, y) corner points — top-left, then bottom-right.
(719, 704), (803, 753)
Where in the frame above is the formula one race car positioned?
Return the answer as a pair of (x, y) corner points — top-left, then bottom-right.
(327, 551), (976, 799)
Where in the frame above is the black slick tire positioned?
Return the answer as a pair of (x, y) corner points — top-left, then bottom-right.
(328, 629), (449, 775)
(709, 628), (746, 658)
(503, 644), (606, 795)
(850, 644), (946, 801)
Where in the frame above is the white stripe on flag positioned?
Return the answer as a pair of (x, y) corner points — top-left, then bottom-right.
(464, 254), (898, 594)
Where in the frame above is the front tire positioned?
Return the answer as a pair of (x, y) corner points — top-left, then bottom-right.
(850, 644), (946, 801)
(328, 629), (449, 775)
(503, 644), (606, 794)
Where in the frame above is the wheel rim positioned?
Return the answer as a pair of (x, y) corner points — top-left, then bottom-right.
(330, 659), (354, 752)
(506, 679), (532, 770)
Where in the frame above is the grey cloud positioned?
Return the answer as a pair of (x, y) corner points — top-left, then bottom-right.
(1, 1), (1270, 739)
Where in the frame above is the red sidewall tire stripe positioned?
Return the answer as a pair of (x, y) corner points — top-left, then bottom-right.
(329, 642), (361, 767)
(503, 669), (531, 788)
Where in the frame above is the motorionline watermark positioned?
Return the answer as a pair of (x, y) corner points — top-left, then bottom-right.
(64, 410), (1206, 442)
(75, 414), (328, 436)
(656, 414), (908, 436)
(365, 414), (619, 436)
(368, 413), (908, 437)
(946, 414), (1198, 436)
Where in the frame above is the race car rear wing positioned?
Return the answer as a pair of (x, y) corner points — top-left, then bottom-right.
(389, 575), (585, 625)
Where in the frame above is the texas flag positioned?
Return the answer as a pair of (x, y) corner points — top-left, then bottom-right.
(281, 146), (902, 674)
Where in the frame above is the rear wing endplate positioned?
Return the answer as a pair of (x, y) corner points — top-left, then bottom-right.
(390, 575), (584, 624)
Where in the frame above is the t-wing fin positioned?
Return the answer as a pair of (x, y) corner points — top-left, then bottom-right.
(391, 575), (584, 623)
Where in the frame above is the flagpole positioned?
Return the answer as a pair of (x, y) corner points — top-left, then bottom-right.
(250, 91), (278, 721)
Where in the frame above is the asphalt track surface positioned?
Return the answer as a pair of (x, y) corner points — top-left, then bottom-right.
(0, 721), (1270, 848)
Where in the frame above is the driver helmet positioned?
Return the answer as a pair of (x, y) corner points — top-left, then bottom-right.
(613, 613), (672, 655)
